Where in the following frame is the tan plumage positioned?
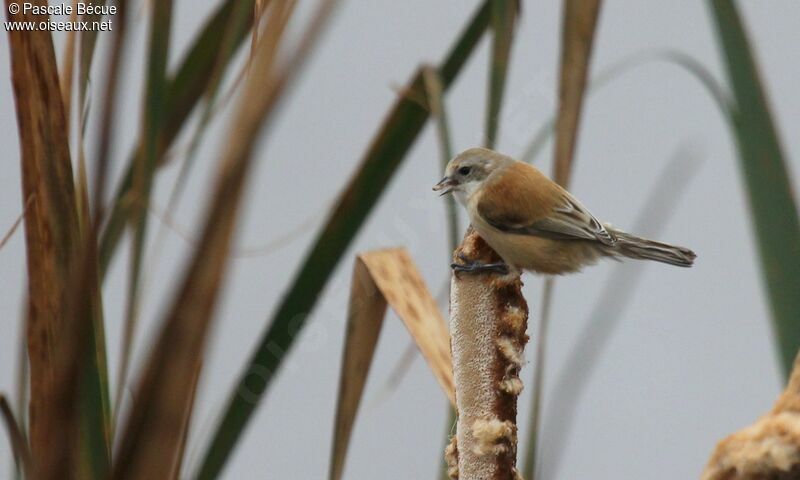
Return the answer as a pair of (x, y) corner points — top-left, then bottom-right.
(433, 147), (696, 274)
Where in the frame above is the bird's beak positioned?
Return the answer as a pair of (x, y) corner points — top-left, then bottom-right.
(433, 176), (457, 196)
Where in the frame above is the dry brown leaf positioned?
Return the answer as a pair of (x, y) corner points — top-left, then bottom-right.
(111, 3), (296, 477)
(361, 250), (455, 402)
(5, 0), (84, 476)
(553, 0), (602, 187)
(330, 248), (455, 480)
(169, 365), (201, 480)
(111, 1), (336, 477)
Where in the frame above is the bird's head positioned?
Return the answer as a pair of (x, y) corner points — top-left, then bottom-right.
(433, 147), (511, 204)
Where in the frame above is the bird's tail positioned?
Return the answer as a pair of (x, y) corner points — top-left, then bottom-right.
(608, 230), (696, 267)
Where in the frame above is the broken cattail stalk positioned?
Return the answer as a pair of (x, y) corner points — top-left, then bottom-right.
(447, 229), (528, 480)
(702, 351), (800, 479)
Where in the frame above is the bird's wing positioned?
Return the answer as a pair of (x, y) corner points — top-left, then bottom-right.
(531, 194), (616, 245)
(477, 175), (616, 246)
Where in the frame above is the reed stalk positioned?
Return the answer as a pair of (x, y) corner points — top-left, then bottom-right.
(447, 230), (528, 480)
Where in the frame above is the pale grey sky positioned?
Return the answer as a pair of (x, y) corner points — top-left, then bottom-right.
(1, 1), (799, 479)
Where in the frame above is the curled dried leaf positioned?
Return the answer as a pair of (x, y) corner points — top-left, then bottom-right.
(330, 248), (455, 480)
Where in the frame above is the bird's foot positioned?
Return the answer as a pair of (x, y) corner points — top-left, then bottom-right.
(451, 255), (510, 275)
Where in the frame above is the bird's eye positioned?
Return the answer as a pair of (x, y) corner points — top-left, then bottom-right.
(458, 166), (471, 176)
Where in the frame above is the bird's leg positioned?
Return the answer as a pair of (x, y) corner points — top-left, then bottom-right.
(451, 252), (509, 275)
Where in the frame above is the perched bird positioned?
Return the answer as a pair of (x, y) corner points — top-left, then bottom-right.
(433, 147), (696, 275)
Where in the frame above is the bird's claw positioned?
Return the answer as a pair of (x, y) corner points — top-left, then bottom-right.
(450, 260), (509, 275)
